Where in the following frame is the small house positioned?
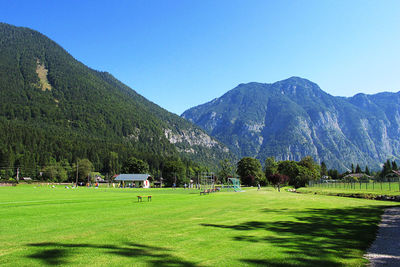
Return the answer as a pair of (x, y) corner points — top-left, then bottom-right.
(114, 174), (151, 188)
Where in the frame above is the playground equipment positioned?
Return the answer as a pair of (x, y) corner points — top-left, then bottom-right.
(227, 178), (242, 192)
(199, 173), (215, 191)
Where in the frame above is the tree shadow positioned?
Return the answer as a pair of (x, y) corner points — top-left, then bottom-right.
(28, 248), (69, 265)
(201, 205), (394, 266)
(27, 242), (196, 266)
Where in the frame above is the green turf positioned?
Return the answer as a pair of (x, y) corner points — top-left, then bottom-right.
(301, 183), (400, 197)
(310, 181), (400, 193)
(0, 185), (398, 266)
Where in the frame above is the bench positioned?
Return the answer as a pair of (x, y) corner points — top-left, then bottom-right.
(200, 189), (210, 195)
(137, 196), (152, 202)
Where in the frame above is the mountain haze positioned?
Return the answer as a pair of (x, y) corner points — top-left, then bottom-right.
(0, 23), (231, 173)
(182, 77), (400, 171)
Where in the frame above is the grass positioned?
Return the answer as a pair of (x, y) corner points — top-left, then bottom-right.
(0, 185), (398, 266)
(301, 182), (400, 197)
(312, 181), (400, 192)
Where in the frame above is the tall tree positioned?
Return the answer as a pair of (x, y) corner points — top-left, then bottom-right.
(77, 159), (94, 183)
(218, 159), (234, 183)
(264, 157), (278, 178)
(162, 159), (186, 186)
(107, 151), (120, 175)
(392, 161), (398, 171)
(237, 157), (264, 186)
(298, 156), (320, 181)
(355, 164), (362, 173)
(320, 161), (327, 176)
(380, 159), (393, 179)
(365, 165), (370, 176)
(328, 169), (339, 180)
(278, 157), (320, 188)
(122, 156), (149, 174)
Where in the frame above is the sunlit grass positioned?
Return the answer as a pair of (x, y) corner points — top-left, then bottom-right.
(0, 185), (397, 266)
(300, 183), (400, 197)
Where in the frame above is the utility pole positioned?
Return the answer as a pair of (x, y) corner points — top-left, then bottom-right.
(75, 162), (79, 187)
(174, 172), (177, 189)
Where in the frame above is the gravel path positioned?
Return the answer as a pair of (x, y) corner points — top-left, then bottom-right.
(364, 207), (400, 266)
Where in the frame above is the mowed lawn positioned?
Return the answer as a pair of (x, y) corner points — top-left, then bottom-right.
(300, 184), (400, 197)
(0, 185), (397, 266)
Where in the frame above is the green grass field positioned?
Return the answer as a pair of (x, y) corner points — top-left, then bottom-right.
(0, 185), (398, 266)
(301, 182), (400, 197)
(308, 181), (400, 196)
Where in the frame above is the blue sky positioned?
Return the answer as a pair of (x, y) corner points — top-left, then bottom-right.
(2, 0), (400, 114)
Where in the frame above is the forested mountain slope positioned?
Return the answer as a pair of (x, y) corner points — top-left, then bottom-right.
(182, 77), (400, 171)
(0, 23), (231, 176)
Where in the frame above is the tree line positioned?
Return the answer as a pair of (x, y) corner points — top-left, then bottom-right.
(218, 156), (320, 190)
(318, 159), (399, 182)
(0, 152), (210, 187)
(222, 157), (400, 190)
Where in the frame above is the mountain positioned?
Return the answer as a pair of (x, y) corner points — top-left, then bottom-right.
(182, 77), (400, 171)
(0, 23), (231, 176)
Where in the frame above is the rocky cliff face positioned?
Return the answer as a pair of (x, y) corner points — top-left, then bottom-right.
(182, 77), (400, 170)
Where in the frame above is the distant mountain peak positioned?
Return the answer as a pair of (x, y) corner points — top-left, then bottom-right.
(282, 76), (312, 83)
(182, 78), (400, 171)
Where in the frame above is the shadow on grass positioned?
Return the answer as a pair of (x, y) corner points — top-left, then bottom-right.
(27, 242), (196, 266)
(201, 205), (392, 266)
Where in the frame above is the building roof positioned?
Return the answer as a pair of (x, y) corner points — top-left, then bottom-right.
(344, 173), (371, 179)
(114, 174), (150, 181)
(392, 170), (400, 176)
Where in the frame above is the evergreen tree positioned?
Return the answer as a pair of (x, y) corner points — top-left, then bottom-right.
(320, 161), (327, 176)
(380, 159), (393, 179)
(365, 165), (370, 176)
(392, 161), (398, 171)
(355, 164), (362, 173)
(327, 169), (339, 180)
(351, 164), (355, 173)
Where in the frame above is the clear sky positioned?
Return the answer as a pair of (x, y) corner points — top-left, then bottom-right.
(2, 0), (400, 114)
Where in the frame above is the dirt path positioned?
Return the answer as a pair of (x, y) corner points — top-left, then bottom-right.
(364, 207), (400, 266)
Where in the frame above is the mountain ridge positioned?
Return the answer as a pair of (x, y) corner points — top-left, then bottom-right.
(0, 22), (232, 176)
(182, 77), (400, 171)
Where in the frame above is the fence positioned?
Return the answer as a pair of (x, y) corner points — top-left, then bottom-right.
(308, 177), (400, 192)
